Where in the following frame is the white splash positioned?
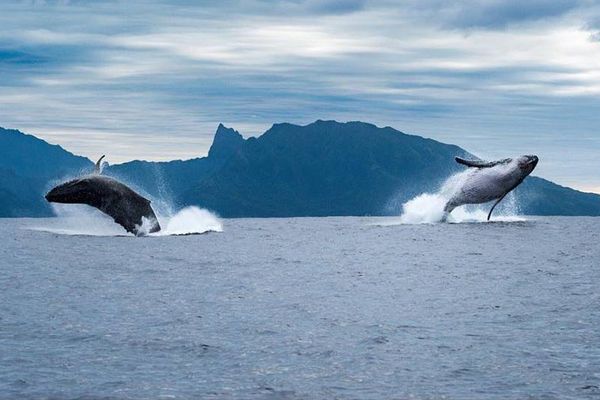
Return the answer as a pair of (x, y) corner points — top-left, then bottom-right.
(31, 204), (222, 236)
(135, 216), (161, 237)
(155, 206), (223, 236)
(398, 193), (448, 224)
(29, 204), (127, 236)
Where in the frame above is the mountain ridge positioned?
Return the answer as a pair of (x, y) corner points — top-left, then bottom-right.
(0, 127), (93, 216)
(1, 121), (599, 218)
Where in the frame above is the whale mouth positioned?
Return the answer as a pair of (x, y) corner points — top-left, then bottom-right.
(528, 155), (539, 167)
(45, 179), (86, 204)
(520, 155), (539, 171)
(45, 187), (62, 203)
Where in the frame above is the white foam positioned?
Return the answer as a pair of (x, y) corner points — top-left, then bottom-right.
(155, 206), (223, 236)
(31, 204), (222, 237)
(28, 204), (129, 236)
(398, 193), (448, 224)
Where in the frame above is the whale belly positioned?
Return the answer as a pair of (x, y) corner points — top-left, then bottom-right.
(447, 169), (509, 209)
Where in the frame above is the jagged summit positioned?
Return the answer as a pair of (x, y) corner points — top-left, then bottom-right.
(1, 121), (600, 217)
(208, 124), (245, 161)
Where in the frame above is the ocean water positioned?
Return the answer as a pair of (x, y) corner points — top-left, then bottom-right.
(1, 216), (600, 399)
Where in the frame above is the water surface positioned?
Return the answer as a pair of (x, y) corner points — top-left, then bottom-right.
(1, 217), (599, 399)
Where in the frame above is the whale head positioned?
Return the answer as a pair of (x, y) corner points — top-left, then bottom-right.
(516, 155), (539, 176)
(45, 177), (98, 204)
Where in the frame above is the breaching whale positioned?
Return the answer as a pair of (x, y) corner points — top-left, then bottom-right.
(443, 154), (539, 221)
(45, 156), (161, 236)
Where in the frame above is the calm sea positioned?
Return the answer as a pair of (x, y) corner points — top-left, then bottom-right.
(1, 216), (599, 399)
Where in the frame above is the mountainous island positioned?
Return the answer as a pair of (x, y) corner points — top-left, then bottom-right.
(1, 120), (599, 218)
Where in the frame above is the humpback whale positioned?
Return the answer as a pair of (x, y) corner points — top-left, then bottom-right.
(443, 154), (539, 221)
(45, 156), (161, 236)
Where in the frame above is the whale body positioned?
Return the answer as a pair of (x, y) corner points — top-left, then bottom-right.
(443, 155), (539, 221)
(45, 168), (161, 236)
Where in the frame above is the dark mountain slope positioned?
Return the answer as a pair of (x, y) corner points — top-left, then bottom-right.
(0, 127), (91, 181)
(182, 120), (600, 217)
(182, 120), (470, 216)
(1, 121), (599, 218)
(104, 124), (245, 208)
(0, 127), (92, 216)
(515, 177), (600, 216)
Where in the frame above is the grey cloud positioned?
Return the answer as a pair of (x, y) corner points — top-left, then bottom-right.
(0, 49), (46, 65)
(398, 0), (586, 30)
(581, 3), (600, 41)
(0, 0), (599, 189)
(303, 0), (366, 14)
(446, 0), (584, 29)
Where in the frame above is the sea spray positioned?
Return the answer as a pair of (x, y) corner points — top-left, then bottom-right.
(150, 163), (176, 217)
(399, 193), (448, 224)
(33, 204), (128, 236)
(157, 206), (223, 236)
(33, 204), (222, 236)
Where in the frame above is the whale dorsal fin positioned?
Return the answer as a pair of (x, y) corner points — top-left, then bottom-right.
(455, 157), (512, 168)
(94, 155), (106, 174)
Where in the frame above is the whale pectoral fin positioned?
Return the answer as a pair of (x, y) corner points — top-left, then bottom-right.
(487, 193), (508, 221)
(442, 201), (456, 222)
(440, 212), (450, 223)
(455, 157), (489, 168)
(455, 157), (512, 168)
(95, 155), (106, 174)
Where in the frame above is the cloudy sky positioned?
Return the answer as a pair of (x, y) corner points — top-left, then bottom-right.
(1, 0), (600, 192)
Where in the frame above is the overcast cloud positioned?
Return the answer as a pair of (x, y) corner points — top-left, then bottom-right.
(1, 0), (600, 191)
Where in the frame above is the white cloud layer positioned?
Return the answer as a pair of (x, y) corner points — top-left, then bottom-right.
(0, 0), (599, 191)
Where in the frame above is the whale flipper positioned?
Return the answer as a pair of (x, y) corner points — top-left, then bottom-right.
(95, 155), (106, 174)
(487, 193), (508, 221)
(441, 201), (457, 223)
(455, 157), (512, 168)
